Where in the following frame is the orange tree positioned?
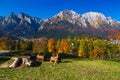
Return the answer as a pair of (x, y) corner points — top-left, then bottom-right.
(48, 38), (56, 53)
(90, 39), (107, 59)
(58, 39), (70, 54)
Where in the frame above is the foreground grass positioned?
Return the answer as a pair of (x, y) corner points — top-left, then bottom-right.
(0, 58), (120, 80)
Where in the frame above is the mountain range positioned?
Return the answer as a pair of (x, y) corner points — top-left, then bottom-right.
(0, 12), (43, 37)
(0, 10), (120, 38)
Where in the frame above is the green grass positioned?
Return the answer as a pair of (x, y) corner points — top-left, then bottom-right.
(0, 58), (120, 80)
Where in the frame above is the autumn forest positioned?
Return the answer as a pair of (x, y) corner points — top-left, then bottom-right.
(0, 36), (120, 61)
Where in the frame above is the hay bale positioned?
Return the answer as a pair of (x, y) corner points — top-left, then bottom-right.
(0, 58), (14, 68)
(9, 58), (22, 68)
(0, 56), (41, 68)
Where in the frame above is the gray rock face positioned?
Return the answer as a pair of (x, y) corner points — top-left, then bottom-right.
(0, 12), (43, 37)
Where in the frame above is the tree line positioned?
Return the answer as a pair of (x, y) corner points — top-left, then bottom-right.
(0, 36), (120, 61)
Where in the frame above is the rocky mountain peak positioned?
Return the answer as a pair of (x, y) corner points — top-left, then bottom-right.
(82, 12), (107, 28)
(18, 12), (43, 24)
(54, 10), (81, 20)
(0, 12), (43, 37)
(0, 16), (5, 22)
(9, 12), (17, 19)
(3, 12), (20, 24)
(18, 12), (26, 19)
(82, 12), (107, 22)
(18, 12), (32, 24)
(41, 10), (120, 29)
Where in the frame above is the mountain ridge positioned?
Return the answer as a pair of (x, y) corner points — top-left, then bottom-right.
(41, 10), (120, 29)
(0, 10), (120, 38)
(0, 12), (43, 37)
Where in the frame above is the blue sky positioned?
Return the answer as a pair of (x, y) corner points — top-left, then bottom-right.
(0, 0), (120, 21)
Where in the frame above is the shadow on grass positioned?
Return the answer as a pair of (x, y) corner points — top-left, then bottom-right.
(61, 60), (73, 63)
(0, 57), (10, 62)
(59, 53), (80, 59)
(0, 56), (11, 64)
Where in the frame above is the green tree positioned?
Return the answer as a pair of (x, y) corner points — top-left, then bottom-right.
(56, 39), (61, 51)
(78, 39), (88, 57)
(70, 37), (80, 55)
(91, 40), (107, 59)
(33, 38), (48, 53)
(107, 43), (119, 60)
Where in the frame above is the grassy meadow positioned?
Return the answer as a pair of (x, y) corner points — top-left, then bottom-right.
(0, 57), (120, 80)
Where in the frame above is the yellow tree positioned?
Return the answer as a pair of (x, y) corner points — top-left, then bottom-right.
(0, 38), (8, 50)
(48, 38), (56, 53)
(56, 39), (61, 51)
(90, 40), (107, 59)
(78, 49), (85, 57)
(78, 39), (87, 57)
(58, 39), (70, 54)
(33, 38), (48, 53)
(90, 47), (105, 59)
(78, 38), (93, 57)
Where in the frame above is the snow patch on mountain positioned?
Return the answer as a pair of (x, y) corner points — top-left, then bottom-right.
(54, 10), (81, 19)
(18, 13), (32, 24)
(52, 10), (87, 27)
(82, 12), (107, 22)
(82, 12), (108, 28)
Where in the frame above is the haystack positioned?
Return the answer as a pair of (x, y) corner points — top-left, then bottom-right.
(0, 56), (41, 68)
